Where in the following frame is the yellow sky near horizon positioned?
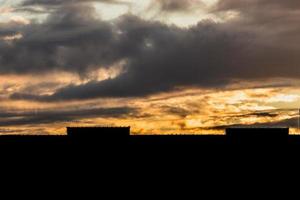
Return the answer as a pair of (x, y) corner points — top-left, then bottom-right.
(1, 0), (300, 135)
(1, 73), (300, 135)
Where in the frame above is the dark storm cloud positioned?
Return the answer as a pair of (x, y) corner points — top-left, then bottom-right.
(149, 0), (204, 12)
(215, 0), (300, 11)
(5, 0), (300, 101)
(0, 21), (25, 37)
(244, 112), (278, 118)
(161, 106), (191, 117)
(21, 0), (199, 12)
(229, 111), (279, 118)
(0, 106), (135, 126)
(0, 23), (17, 37)
(0, 3), (119, 74)
(214, 0), (300, 33)
(21, 0), (126, 6)
(207, 117), (298, 130)
(15, 0), (130, 15)
(11, 16), (249, 100)
(0, 29), (15, 37)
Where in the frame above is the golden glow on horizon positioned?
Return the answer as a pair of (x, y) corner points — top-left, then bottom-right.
(1, 77), (300, 135)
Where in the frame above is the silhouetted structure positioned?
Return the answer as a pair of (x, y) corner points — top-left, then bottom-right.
(67, 126), (130, 137)
(67, 126), (130, 141)
(67, 126), (130, 146)
(0, 127), (131, 152)
(226, 128), (289, 144)
(1, 127), (300, 149)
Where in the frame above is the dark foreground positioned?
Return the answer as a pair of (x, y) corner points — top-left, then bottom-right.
(0, 127), (299, 148)
(2, 128), (295, 190)
(1, 127), (300, 171)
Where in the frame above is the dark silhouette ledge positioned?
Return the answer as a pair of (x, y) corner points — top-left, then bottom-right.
(67, 126), (130, 138)
(0, 127), (299, 148)
(225, 128), (289, 144)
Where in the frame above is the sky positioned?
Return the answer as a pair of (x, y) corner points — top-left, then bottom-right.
(1, 0), (300, 135)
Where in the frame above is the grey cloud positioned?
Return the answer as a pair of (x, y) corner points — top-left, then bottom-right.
(1, 3), (118, 74)
(227, 111), (280, 118)
(15, 0), (130, 15)
(4, 0), (300, 101)
(13, 0), (130, 18)
(214, 0), (300, 33)
(12, 15), (298, 101)
(21, 0), (127, 6)
(207, 117), (298, 130)
(0, 106), (135, 126)
(215, 0), (300, 11)
(0, 21), (25, 38)
(160, 106), (191, 117)
(0, 28), (16, 37)
(150, 0), (204, 12)
(10, 19), (243, 100)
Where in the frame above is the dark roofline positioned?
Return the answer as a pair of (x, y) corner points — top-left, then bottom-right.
(226, 127), (289, 129)
(67, 126), (130, 128)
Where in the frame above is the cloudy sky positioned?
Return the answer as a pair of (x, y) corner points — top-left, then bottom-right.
(1, 0), (300, 135)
